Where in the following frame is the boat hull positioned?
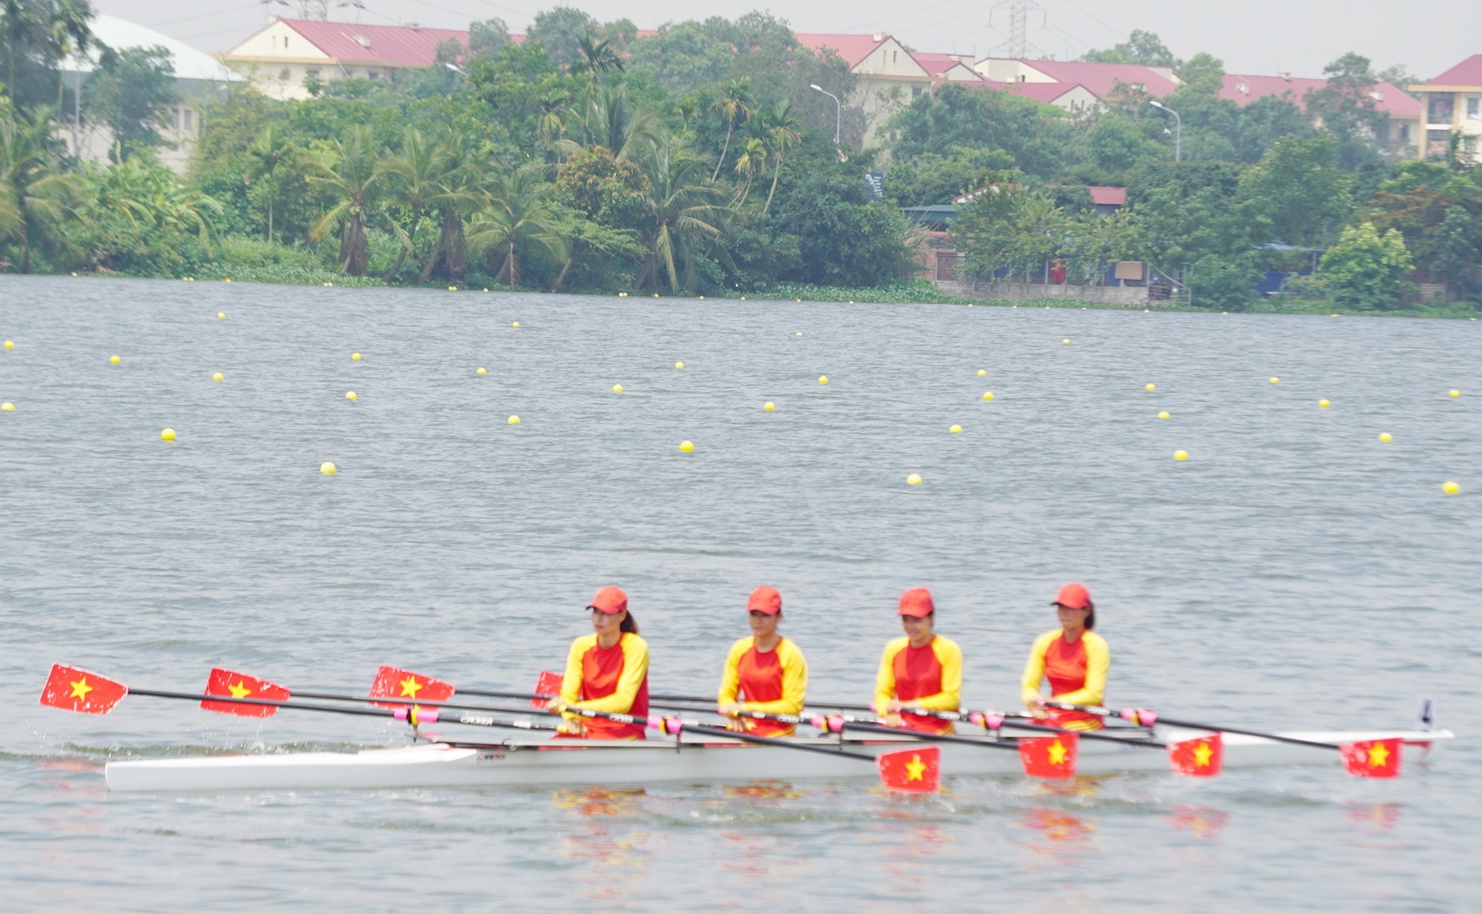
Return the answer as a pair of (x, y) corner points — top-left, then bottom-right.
(103, 726), (1451, 793)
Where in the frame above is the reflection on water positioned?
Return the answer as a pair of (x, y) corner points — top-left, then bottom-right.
(1167, 806), (1231, 840)
(554, 789), (651, 901)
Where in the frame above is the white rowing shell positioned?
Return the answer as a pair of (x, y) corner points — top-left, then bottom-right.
(102, 726), (1451, 793)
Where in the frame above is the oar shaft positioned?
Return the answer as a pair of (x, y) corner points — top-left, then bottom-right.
(558, 706), (876, 761)
(131, 688), (395, 719)
(839, 719), (1022, 750)
(1152, 716), (1339, 750)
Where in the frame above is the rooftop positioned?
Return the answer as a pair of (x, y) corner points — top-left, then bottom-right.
(68, 14), (241, 82)
(1413, 54), (1482, 89)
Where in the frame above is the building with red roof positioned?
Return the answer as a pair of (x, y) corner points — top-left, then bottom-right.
(1409, 55), (1482, 162)
(975, 58), (1180, 100)
(1220, 73), (1421, 156)
(220, 18), (480, 99)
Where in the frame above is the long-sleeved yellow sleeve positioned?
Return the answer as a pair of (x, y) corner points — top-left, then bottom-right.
(717, 638), (750, 706)
(719, 638), (808, 715)
(874, 637), (908, 713)
(1020, 630), (1058, 706)
(874, 636), (961, 711)
(560, 635), (595, 707)
(1049, 631), (1109, 706)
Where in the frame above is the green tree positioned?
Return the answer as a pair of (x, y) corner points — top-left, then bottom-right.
(244, 125), (295, 243)
(1, 0), (94, 112)
(1237, 134), (1352, 246)
(1081, 30), (1179, 67)
(1060, 208), (1152, 284)
(526, 8), (601, 67)
(377, 127), (448, 281)
(0, 100), (81, 271)
(467, 164), (566, 289)
(1306, 52), (1390, 169)
(886, 84), (1072, 178)
(758, 97), (800, 214)
(570, 34), (623, 78)
(76, 154), (220, 273)
(1318, 221), (1413, 309)
(886, 146), (1017, 206)
(468, 17), (510, 59)
(82, 44), (176, 160)
(1079, 114), (1165, 177)
(1233, 94), (1314, 164)
(709, 78), (753, 182)
(952, 186), (1067, 282)
(1186, 253), (1260, 310)
(1427, 206), (1480, 299)
(636, 138), (730, 292)
(302, 125), (390, 276)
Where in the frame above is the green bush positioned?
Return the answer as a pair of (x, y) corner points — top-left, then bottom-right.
(1318, 222), (1414, 310)
(1187, 254), (1260, 310)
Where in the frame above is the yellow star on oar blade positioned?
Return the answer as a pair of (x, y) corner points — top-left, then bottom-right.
(69, 678), (94, 700)
(905, 755), (926, 781)
(1048, 739), (1068, 765)
(399, 677), (423, 698)
(228, 681), (252, 699)
(1367, 742), (1390, 768)
(1193, 741), (1214, 767)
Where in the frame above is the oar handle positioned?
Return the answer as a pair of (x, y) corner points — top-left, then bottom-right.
(1045, 701), (1339, 751)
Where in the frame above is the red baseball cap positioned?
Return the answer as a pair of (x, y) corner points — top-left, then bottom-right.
(897, 587), (935, 617)
(1052, 583), (1092, 610)
(747, 586), (782, 615)
(587, 586), (628, 615)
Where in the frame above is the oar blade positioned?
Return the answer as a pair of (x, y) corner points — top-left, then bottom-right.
(1018, 731), (1079, 779)
(1340, 738), (1402, 778)
(877, 746), (941, 793)
(39, 664), (128, 714)
(370, 666), (455, 708)
(1168, 732), (1223, 777)
(532, 670), (563, 709)
(202, 668), (292, 717)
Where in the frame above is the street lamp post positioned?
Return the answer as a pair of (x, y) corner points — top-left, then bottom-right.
(1150, 99), (1181, 163)
(810, 83), (841, 145)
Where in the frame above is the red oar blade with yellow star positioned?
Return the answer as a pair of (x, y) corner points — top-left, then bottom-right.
(876, 746), (941, 792)
(532, 670), (563, 709)
(369, 666), (456, 708)
(1168, 732), (1223, 777)
(202, 668), (292, 717)
(39, 664), (129, 714)
(1340, 738), (1402, 778)
(1018, 731), (1079, 779)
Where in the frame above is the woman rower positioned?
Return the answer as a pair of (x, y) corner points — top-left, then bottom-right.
(717, 586), (808, 736)
(546, 586), (650, 739)
(1020, 582), (1109, 731)
(873, 588), (962, 735)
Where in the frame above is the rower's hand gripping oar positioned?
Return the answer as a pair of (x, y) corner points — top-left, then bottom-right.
(1046, 701), (1403, 778)
(38, 664), (563, 734)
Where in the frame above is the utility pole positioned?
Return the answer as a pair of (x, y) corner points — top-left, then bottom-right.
(986, 0), (1044, 59)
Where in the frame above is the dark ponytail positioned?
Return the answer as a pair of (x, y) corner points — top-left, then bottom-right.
(1084, 602), (1096, 631)
(620, 611), (639, 635)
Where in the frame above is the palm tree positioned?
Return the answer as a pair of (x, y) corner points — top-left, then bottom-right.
(731, 136), (766, 206)
(638, 139), (731, 293)
(466, 165), (566, 289)
(570, 34), (623, 78)
(245, 125), (294, 244)
(0, 103), (81, 272)
(709, 78), (753, 182)
(378, 127), (449, 282)
(760, 98), (801, 215)
(302, 126), (389, 276)
(418, 137), (487, 283)
(562, 82), (659, 162)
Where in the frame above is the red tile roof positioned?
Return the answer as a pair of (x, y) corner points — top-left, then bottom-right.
(1220, 74), (1421, 117)
(1416, 54), (1482, 88)
(910, 52), (985, 80)
(794, 33), (888, 70)
(1003, 59), (1180, 99)
(277, 19), (470, 67)
(997, 80), (1083, 104)
(1088, 186), (1127, 206)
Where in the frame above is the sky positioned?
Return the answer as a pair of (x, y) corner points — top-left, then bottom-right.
(95, 0), (1474, 82)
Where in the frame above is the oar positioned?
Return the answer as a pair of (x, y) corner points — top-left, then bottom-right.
(901, 707), (1166, 747)
(555, 705), (942, 792)
(1046, 701), (1404, 778)
(200, 667), (569, 718)
(38, 664), (562, 733)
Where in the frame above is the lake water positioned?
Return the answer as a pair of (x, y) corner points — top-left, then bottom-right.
(1, 275), (1477, 912)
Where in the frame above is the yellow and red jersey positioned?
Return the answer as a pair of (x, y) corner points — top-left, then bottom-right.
(874, 635), (962, 735)
(559, 631), (650, 739)
(717, 636), (808, 737)
(1020, 629), (1109, 731)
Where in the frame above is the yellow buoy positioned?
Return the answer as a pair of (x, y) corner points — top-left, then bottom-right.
(217, 312), (226, 319)
(3, 340), (13, 349)
(795, 331), (802, 336)
(345, 391), (357, 401)
(699, 295), (705, 300)
(977, 369), (987, 377)
(508, 415), (521, 425)
(741, 296), (747, 301)
(1158, 411), (1170, 420)
(483, 288), (489, 292)
(1, 402), (13, 411)
(161, 428), (176, 441)
(110, 355), (121, 364)
(982, 391), (994, 400)
(653, 293), (659, 298)
(448, 285), (457, 291)
(1319, 399), (1331, 408)
(1450, 389), (1461, 398)
(675, 361), (684, 369)
(613, 384), (624, 393)
(618, 292), (628, 297)
(1269, 377), (1279, 384)
(763, 401), (775, 411)
(320, 462), (336, 475)
(1378, 432), (1392, 442)
(512, 321), (520, 328)
(351, 352), (362, 361)
(949, 424), (962, 433)
(476, 367), (487, 375)
(906, 473), (923, 485)
(679, 440), (694, 452)
(212, 372), (224, 382)
(818, 375), (829, 384)
(1174, 449), (1189, 461)
(1442, 480), (1460, 494)
(1062, 338), (1071, 344)
(1145, 383), (1156, 392)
